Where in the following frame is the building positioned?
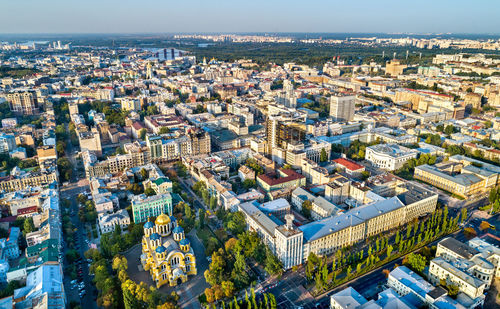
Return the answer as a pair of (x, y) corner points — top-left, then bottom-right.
(291, 188), (342, 220)
(12, 263), (66, 308)
(330, 287), (368, 309)
(365, 144), (418, 171)
(131, 193), (173, 224)
(329, 94), (355, 122)
(433, 237), (499, 289)
(0, 227), (21, 260)
(414, 157), (499, 198)
(429, 257), (486, 302)
(257, 169), (306, 193)
(266, 116), (306, 154)
(299, 185), (437, 260)
(333, 158), (365, 178)
(120, 98), (141, 111)
(140, 214), (196, 287)
(78, 128), (102, 157)
(238, 202), (303, 269)
(388, 266), (476, 309)
(464, 93), (482, 110)
(385, 59), (407, 77)
(0, 170), (58, 193)
(274, 215), (303, 270)
(85, 142), (151, 178)
(98, 209), (131, 234)
(0, 134), (16, 154)
(6, 91), (39, 115)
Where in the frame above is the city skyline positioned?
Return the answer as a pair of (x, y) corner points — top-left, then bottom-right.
(1, 0), (500, 34)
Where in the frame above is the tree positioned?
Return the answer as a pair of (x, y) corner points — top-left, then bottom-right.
(139, 129), (147, 140)
(158, 127), (170, 134)
(386, 245), (393, 258)
(320, 148), (328, 162)
(140, 168), (148, 180)
(264, 248), (283, 276)
(444, 125), (456, 135)
(232, 252), (249, 288)
(23, 217), (35, 236)
(144, 187), (156, 196)
(301, 200), (313, 219)
(198, 209), (205, 228)
(205, 288), (215, 303)
(226, 212), (247, 235)
(404, 253), (427, 273)
(221, 281), (235, 298)
(461, 208), (467, 224)
(479, 221), (491, 231)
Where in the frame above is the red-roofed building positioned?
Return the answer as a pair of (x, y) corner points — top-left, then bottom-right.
(257, 169), (306, 192)
(333, 158), (366, 177)
(17, 206), (38, 218)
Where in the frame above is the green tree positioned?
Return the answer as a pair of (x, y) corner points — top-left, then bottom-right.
(444, 125), (456, 135)
(232, 252), (249, 289)
(23, 217), (35, 236)
(301, 200), (313, 219)
(404, 253), (427, 273)
(144, 187), (156, 196)
(198, 209), (205, 228)
(264, 248), (283, 276)
(320, 148), (328, 162)
(139, 129), (147, 140)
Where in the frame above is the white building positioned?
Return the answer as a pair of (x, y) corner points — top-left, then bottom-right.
(365, 144), (418, 171)
(329, 94), (355, 122)
(98, 209), (131, 234)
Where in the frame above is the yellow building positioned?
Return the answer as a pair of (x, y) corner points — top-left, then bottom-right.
(140, 213), (197, 288)
(385, 60), (407, 77)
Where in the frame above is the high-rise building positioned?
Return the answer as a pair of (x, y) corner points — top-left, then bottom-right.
(6, 91), (39, 115)
(329, 94), (355, 122)
(266, 116), (306, 153)
(276, 80), (297, 108)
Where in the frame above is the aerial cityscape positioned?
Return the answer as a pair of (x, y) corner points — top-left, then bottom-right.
(0, 2), (500, 309)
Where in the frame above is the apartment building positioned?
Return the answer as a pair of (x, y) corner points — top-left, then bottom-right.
(0, 171), (58, 193)
(6, 90), (39, 115)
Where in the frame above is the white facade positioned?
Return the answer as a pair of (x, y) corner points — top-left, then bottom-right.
(365, 144), (417, 171)
(98, 209), (131, 234)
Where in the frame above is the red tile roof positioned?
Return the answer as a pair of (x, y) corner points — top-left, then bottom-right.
(17, 206), (38, 216)
(333, 158), (365, 171)
(257, 169), (305, 186)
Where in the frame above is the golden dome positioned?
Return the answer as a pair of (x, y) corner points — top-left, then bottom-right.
(155, 213), (170, 226)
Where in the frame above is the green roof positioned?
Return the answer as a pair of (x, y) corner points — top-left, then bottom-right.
(153, 177), (172, 186)
(26, 238), (58, 256)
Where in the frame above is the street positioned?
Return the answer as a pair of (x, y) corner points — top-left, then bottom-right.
(60, 183), (97, 308)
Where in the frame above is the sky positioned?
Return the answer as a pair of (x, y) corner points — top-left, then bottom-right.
(1, 0), (499, 34)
